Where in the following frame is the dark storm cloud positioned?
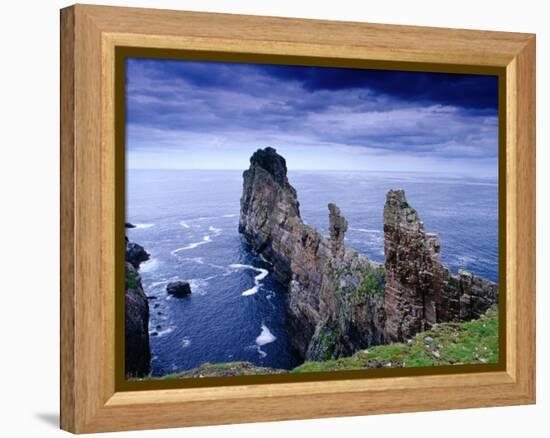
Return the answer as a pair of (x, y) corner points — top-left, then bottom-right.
(125, 57), (498, 163)
(128, 58), (498, 109)
(262, 66), (498, 110)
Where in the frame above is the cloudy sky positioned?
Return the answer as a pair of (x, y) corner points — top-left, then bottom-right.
(125, 58), (498, 177)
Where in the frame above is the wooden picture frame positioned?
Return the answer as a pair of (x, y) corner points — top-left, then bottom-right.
(60, 4), (536, 433)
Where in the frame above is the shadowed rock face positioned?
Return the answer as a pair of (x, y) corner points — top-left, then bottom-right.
(125, 240), (151, 377)
(239, 146), (301, 284)
(383, 189), (498, 342)
(126, 241), (150, 269)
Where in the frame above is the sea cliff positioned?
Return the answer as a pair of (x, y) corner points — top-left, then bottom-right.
(125, 235), (151, 377)
(239, 147), (498, 361)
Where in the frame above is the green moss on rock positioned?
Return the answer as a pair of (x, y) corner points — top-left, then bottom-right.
(125, 268), (138, 289)
(357, 267), (386, 297)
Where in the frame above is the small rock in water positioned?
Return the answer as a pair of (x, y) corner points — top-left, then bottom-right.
(125, 222), (136, 228)
(166, 281), (192, 297)
(150, 332), (158, 337)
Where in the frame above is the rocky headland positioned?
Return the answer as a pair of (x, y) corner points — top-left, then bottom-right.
(239, 147), (498, 362)
(125, 235), (151, 377)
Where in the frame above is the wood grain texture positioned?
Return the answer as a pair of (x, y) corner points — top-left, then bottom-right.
(83, 4), (531, 66)
(60, 4), (536, 433)
(512, 37), (536, 397)
(60, 6), (75, 433)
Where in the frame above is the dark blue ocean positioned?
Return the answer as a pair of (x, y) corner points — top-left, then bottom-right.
(126, 169), (498, 376)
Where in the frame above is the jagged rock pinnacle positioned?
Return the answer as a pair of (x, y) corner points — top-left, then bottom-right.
(383, 189), (422, 231)
(328, 203), (348, 257)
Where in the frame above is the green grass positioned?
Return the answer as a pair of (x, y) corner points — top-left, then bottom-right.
(291, 309), (498, 373)
(138, 362), (286, 380)
(288, 356), (365, 373)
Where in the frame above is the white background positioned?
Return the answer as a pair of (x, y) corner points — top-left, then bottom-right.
(0, 0), (546, 436)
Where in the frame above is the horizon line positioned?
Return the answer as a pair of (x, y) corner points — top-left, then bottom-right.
(126, 167), (497, 177)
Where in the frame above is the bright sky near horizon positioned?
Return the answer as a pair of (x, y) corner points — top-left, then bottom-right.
(125, 58), (499, 177)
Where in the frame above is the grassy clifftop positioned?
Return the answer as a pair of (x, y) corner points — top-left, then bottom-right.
(157, 362), (287, 379)
(292, 309), (498, 373)
(137, 309), (498, 380)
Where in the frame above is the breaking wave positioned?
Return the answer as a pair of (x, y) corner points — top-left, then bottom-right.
(171, 235), (212, 254)
(229, 264), (269, 296)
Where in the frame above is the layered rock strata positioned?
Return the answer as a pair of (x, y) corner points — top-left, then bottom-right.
(125, 238), (151, 377)
(239, 148), (499, 362)
(383, 189), (499, 342)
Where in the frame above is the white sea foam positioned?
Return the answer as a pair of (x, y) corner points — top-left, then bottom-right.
(255, 324), (276, 358)
(259, 254), (272, 265)
(133, 223), (154, 229)
(229, 263), (252, 269)
(222, 214), (237, 218)
(241, 286), (259, 296)
(229, 264), (269, 296)
(181, 338), (191, 348)
(149, 276), (179, 290)
(350, 227), (382, 234)
(154, 327), (174, 337)
(171, 235), (212, 254)
(180, 257), (204, 265)
(454, 255), (477, 265)
(180, 221), (191, 229)
(140, 258), (159, 273)
(254, 269), (268, 282)
(208, 226), (223, 233)
(256, 324), (276, 346)
(186, 278), (211, 295)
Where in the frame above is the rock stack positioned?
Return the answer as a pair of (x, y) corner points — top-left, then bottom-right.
(239, 148), (386, 359)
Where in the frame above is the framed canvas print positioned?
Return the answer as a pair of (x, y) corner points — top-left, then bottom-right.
(60, 4), (536, 434)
